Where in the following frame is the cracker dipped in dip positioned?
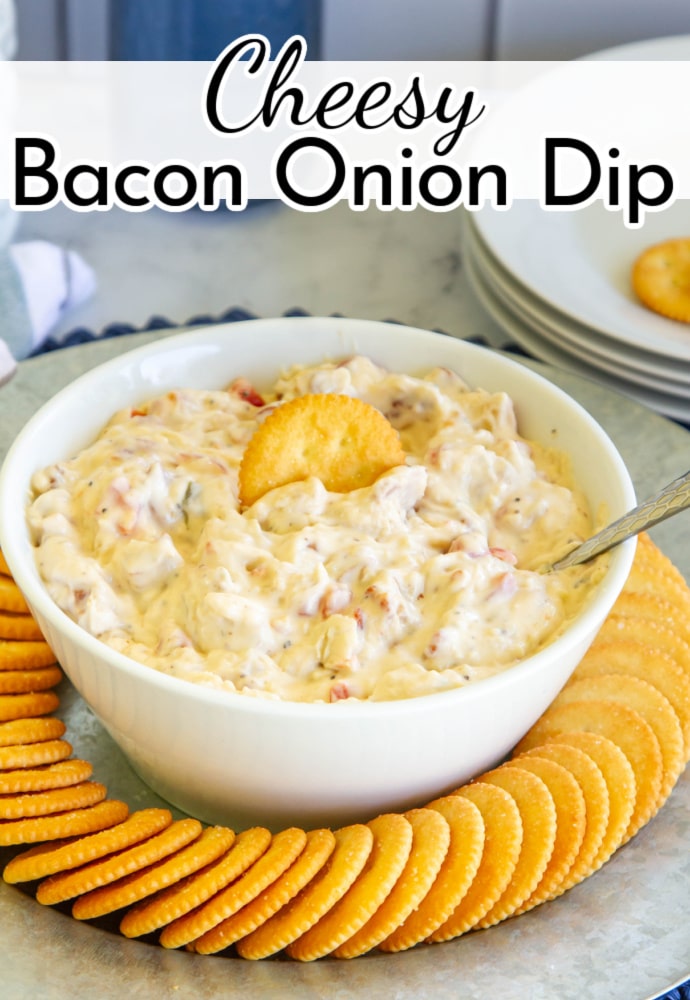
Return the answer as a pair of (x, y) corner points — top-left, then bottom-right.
(27, 355), (603, 703)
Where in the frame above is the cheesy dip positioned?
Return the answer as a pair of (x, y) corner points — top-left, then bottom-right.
(28, 355), (601, 703)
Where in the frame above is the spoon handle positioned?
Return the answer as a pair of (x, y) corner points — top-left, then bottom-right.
(552, 469), (690, 570)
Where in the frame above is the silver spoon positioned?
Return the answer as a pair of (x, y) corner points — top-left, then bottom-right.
(550, 469), (690, 571)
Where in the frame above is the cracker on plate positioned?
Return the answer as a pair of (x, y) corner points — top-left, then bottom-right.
(632, 238), (690, 322)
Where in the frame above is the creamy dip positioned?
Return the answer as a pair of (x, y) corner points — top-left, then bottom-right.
(28, 355), (602, 703)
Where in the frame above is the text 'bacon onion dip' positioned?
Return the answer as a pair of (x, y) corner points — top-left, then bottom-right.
(27, 356), (605, 704)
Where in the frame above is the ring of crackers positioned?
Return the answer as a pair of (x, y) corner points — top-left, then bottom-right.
(1, 533), (690, 963)
(501, 755), (586, 912)
(36, 817), (204, 906)
(288, 814), (413, 960)
(235, 824), (373, 960)
(72, 825), (237, 921)
(470, 765), (557, 928)
(190, 828), (337, 954)
(332, 808), (450, 958)
(515, 741), (609, 894)
(632, 237), (690, 322)
(429, 782), (522, 942)
(160, 826), (305, 950)
(153, 826), (272, 947)
(541, 731), (635, 872)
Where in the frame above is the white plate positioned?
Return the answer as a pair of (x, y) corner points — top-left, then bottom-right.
(469, 34), (690, 366)
(465, 33), (690, 415)
(465, 221), (690, 396)
(464, 244), (690, 423)
(473, 200), (690, 363)
(465, 248), (690, 422)
(466, 215), (690, 382)
(582, 34), (690, 61)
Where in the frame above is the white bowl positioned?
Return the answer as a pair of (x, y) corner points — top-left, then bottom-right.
(0, 318), (636, 830)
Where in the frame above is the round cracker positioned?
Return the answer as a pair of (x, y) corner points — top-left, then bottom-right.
(0, 640), (56, 672)
(37, 817), (203, 905)
(502, 755), (586, 913)
(0, 738), (72, 770)
(543, 732), (636, 865)
(514, 700), (660, 843)
(0, 798), (129, 847)
(0, 666), (63, 695)
(428, 782), (522, 943)
(632, 238), (690, 322)
(235, 824), (373, 961)
(635, 533), (689, 588)
(609, 592), (690, 651)
(472, 766), (557, 929)
(160, 827), (307, 950)
(238, 393), (405, 507)
(0, 613), (44, 641)
(554, 674), (685, 805)
(0, 717), (66, 747)
(333, 808), (450, 958)
(0, 759), (93, 794)
(572, 638), (690, 757)
(127, 826), (269, 941)
(188, 828), (336, 954)
(72, 825), (236, 921)
(0, 780), (105, 819)
(3, 807), (171, 883)
(0, 691), (60, 722)
(288, 813), (413, 961)
(516, 741), (609, 894)
(623, 561), (690, 623)
(0, 576), (30, 614)
(380, 795), (484, 953)
(596, 614), (690, 681)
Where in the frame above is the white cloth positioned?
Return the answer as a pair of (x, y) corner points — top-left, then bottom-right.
(0, 3), (96, 383)
(0, 0), (16, 61)
(9, 241), (97, 351)
(0, 5), (21, 381)
(0, 334), (16, 386)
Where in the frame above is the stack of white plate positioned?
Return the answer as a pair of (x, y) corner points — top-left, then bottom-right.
(462, 34), (690, 424)
(464, 201), (690, 422)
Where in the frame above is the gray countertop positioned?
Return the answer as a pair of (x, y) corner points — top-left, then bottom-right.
(18, 202), (502, 352)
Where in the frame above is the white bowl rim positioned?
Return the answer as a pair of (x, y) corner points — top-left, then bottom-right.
(0, 317), (637, 722)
